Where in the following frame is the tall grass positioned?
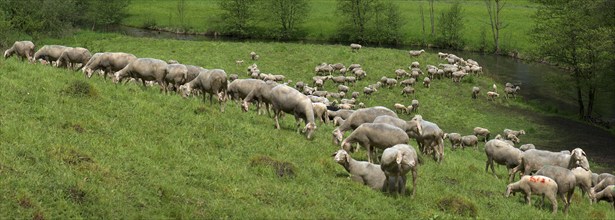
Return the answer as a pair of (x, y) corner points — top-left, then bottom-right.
(0, 31), (613, 219)
(122, 0), (538, 54)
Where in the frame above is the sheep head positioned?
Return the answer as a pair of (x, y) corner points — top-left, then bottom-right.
(178, 84), (192, 98)
(3, 50), (10, 58)
(571, 148), (590, 171)
(505, 184), (514, 197)
(332, 150), (350, 165)
(332, 129), (343, 145)
(303, 122), (316, 140)
(241, 101), (250, 112)
(409, 115), (423, 136)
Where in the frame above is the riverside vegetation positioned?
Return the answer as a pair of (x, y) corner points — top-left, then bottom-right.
(0, 31), (614, 218)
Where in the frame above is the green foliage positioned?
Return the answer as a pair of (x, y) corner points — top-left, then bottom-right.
(61, 80), (99, 98)
(218, 0), (258, 37)
(258, 0), (310, 40)
(336, 0), (404, 45)
(478, 25), (488, 53)
(435, 1), (465, 49)
(437, 196), (478, 218)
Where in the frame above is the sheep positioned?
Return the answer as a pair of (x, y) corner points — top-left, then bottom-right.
(357, 102), (366, 109)
(227, 79), (267, 102)
(472, 86), (480, 99)
(484, 139), (522, 178)
(332, 149), (388, 190)
(400, 78), (416, 87)
(333, 116), (346, 126)
(273, 86), (317, 136)
(353, 69), (366, 80)
(504, 86), (521, 99)
(380, 144), (419, 195)
(235, 60), (244, 66)
(329, 91), (346, 99)
(327, 109), (355, 120)
(33, 45), (71, 64)
(401, 86), (415, 97)
(241, 80), (278, 115)
(4, 41), (35, 61)
(506, 134), (520, 145)
(348, 63), (361, 72)
(592, 185), (615, 209)
(487, 91), (499, 101)
(460, 135), (479, 150)
(350, 43), (362, 52)
(423, 77), (431, 88)
(250, 51), (258, 60)
(340, 98), (356, 105)
(505, 175), (559, 214)
(570, 167), (595, 204)
(592, 176), (615, 196)
(315, 63), (334, 75)
(164, 64), (189, 92)
(408, 49), (425, 57)
(345, 76), (357, 85)
(82, 52), (137, 79)
(56, 47), (92, 70)
(395, 69), (408, 79)
(473, 127), (491, 142)
(340, 123), (410, 164)
(114, 58), (169, 93)
(393, 103), (407, 114)
(437, 52), (448, 58)
(519, 144), (536, 151)
(332, 106), (397, 145)
(338, 85), (349, 93)
(509, 148), (590, 183)
(451, 70), (467, 83)
(180, 69), (228, 112)
(410, 61), (420, 68)
(593, 173), (615, 186)
(338, 103), (354, 110)
(406, 115), (444, 162)
(363, 87), (376, 96)
(410, 99), (419, 113)
(351, 91), (360, 99)
(492, 83), (497, 92)
(331, 63), (346, 72)
(503, 129), (526, 138)
(312, 102), (330, 124)
(444, 133), (462, 149)
(535, 165), (577, 214)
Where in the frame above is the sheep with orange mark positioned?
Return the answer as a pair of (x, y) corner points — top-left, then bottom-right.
(506, 175), (559, 214)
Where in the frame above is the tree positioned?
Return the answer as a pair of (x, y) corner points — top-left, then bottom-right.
(336, 0), (403, 45)
(436, 1), (465, 49)
(218, 0), (258, 37)
(82, 0), (131, 30)
(177, 0), (187, 31)
(484, 0), (508, 54)
(336, 0), (377, 42)
(532, 0), (615, 119)
(429, 0), (435, 37)
(260, 0), (309, 40)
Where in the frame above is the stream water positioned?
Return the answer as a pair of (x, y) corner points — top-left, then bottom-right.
(107, 26), (615, 170)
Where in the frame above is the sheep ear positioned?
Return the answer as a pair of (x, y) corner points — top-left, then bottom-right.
(396, 151), (403, 164)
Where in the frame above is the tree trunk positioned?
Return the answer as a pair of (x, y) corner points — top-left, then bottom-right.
(429, 0), (435, 37)
(587, 85), (596, 118)
(420, 4), (425, 45)
(574, 71), (585, 119)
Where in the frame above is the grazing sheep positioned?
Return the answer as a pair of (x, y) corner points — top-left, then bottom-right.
(348, 63), (361, 72)
(331, 75), (346, 84)
(385, 78), (398, 88)
(114, 58), (169, 92)
(241, 80), (278, 115)
(593, 176), (615, 196)
(594, 173), (615, 186)
(333, 116), (346, 126)
(363, 87), (376, 96)
(164, 64), (189, 92)
(504, 129), (526, 138)
(345, 76), (357, 85)
(487, 91), (499, 101)
(4, 41), (35, 61)
(380, 144), (419, 195)
(438, 52), (448, 58)
(315, 63), (334, 75)
(460, 135), (479, 150)
(228, 74), (239, 82)
(423, 77), (431, 88)
(332, 149), (387, 190)
(400, 78), (416, 87)
(592, 185), (615, 209)
(395, 69), (408, 79)
(408, 49), (425, 57)
(393, 103), (407, 114)
(338, 85), (349, 93)
(505, 175), (559, 214)
(401, 86), (415, 97)
(444, 133), (463, 149)
(82, 52), (137, 79)
(357, 102), (366, 109)
(235, 60), (244, 66)
(295, 81), (305, 91)
(328, 109), (355, 120)
(570, 167), (595, 204)
(56, 47), (92, 70)
(509, 148), (590, 183)
(492, 83), (497, 92)
(180, 69), (228, 112)
(472, 86), (480, 99)
(504, 86), (521, 99)
(33, 45), (71, 64)
(406, 115), (444, 162)
(332, 106), (397, 145)
(484, 139), (522, 178)
(268, 84), (317, 139)
(353, 69), (366, 80)
(519, 144), (536, 151)
(250, 51), (258, 60)
(351, 91), (360, 99)
(331, 63), (346, 72)
(535, 165), (577, 214)
(473, 127), (491, 142)
(341, 123), (410, 164)
(410, 99), (419, 113)
(227, 79), (267, 102)
(313, 102), (330, 124)
(350, 43), (362, 52)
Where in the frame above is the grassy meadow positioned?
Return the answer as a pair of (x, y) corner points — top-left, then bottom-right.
(0, 31), (614, 219)
(122, 0), (538, 54)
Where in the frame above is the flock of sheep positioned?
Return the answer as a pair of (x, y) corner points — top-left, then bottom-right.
(4, 40), (615, 214)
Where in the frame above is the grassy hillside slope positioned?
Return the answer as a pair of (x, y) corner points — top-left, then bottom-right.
(122, 0), (537, 54)
(0, 31), (613, 219)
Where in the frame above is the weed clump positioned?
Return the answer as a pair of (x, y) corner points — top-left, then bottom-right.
(66, 185), (87, 204)
(437, 196), (478, 218)
(250, 155), (296, 178)
(61, 80), (98, 98)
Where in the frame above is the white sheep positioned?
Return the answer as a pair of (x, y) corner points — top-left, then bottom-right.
(423, 77), (431, 88)
(570, 167), (595, 204)
(592, 185), (615, 209)
(460, 135), (479, 150)
(408, 49), (425, 57)
(472, 86), (480, 99)
(380, 144), (419, 195)
(473, 127), (491, 142)
(332, 149), (387, 190)
(506, 175), (559, 214)
(444, 133), (462, 149)
(487, 91), (499, 101)
(341, 123), (409, 164)
(350, 43), (362, 52)
(393, 103), (407, 114)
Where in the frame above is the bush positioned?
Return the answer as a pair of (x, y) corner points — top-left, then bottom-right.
(61, 80), (98, 98)
(435, 1), (465, 49)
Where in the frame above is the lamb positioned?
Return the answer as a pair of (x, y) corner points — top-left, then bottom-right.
(487, 91), (499, 101)
(32, 45), (71, 64)
(380, 144), (419, 195)
(393, 103), (407, 114)
(408, 49), (425, 57)
(484, 139), (522, 178)
(241, 80), (278, 115)
(535, 165), (577, 214)
(312, 102), (330, 124)
(3, 41), (35, 61)
(505, 175), (559, 214)
(423, 77), (431, 88)
(570, 167), (595, 203)
(592, 185), (615, 209)
(444, 133), (462, 149)
(340, 123), (410, 164)
(350, 43), (362, 52)
(114, 58), (169, 93)
(509, 148), (590, 183)
(401, 86), (415, 97)
(332, 106), (397, 145)
(332, 149), (387, 190)
(267, 84), (317, 139)
(472, 86), (480, 99)
(82, 52), (137, 79)
(519, 144), (536, 151)
(56, 47), (92, 70)
(460, 135), (479, 150)
(503, 129), (526, 138)
(180, 69), (228, 112)
(473, 127), (491, 142)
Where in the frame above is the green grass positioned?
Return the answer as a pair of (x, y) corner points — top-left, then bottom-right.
(122, 0), (538, 54)
(1, 31), (613, 219)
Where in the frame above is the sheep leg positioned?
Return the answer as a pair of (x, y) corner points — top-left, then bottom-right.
(382, 175), (390, 193)
(508, 165), (520, 183)
(411, 169), (417, 196)
(399, 174), (407, 195)
(564, 191), (573, 214)
(547, 194), (558, 214)
(273, 109), (281, 129)
(526, 192), (532, 206)
(366, 144), (373, 164)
